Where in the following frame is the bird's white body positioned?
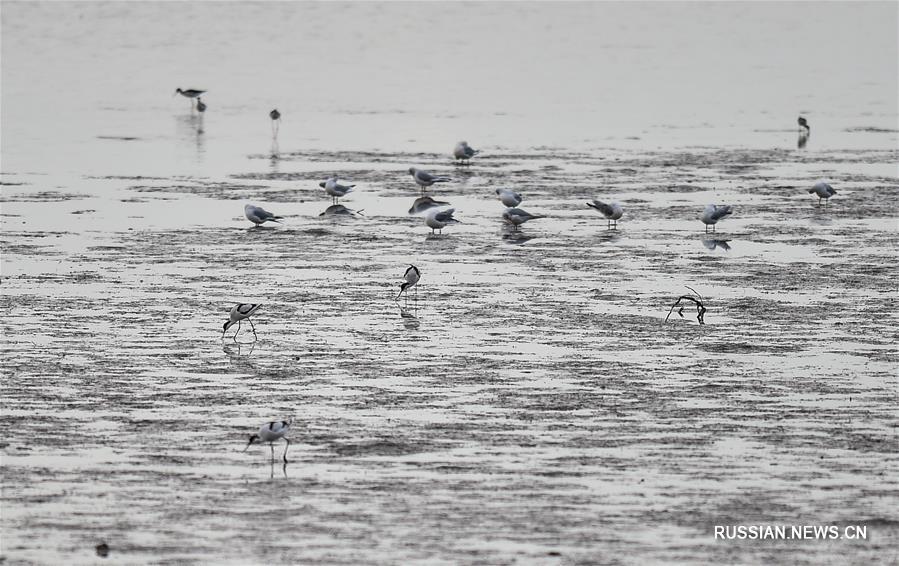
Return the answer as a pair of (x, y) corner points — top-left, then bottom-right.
(700, 204), (733, 232)
(587, 200), (623, 229)
(321, 177), (355, 200)
(396, 265), (421, 300)
(244, 420), (292, 462)
(453, 141), (479, 163)
(426, 207), (460, 233)
(502, 207), (541, 227)
(809, 181), (836, 205)
(223, 303), (262, 339)
(496, 189), (523, 208)
(244, 204), (282, 226)
(409, 167), (451, 190)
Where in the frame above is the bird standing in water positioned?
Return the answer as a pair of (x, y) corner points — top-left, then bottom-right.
(808, 181), (836, 207)
(453, 141), (479, 165)
(396, 265), (421, 301)
(270, 109), (281, 137)
(587, 200), (624, 229)
(700, 204), (733, 233)
(243, 420), (291, 462)
(222, 303), (262, 340)
(174, 88), (205, 109)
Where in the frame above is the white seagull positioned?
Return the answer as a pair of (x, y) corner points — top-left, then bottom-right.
(223, 303), (262, 340)
(244, 204), (282, 226)
(808, 181), (836, 207)
(700, 204), (733, 233)
(453, 141), (479, 165)
(426, 207), (461, 235)
(319, 176), (355, 204)
(502, 208), (542, 229)
(587, 200), (624, 229)
(496, 188), (523, 208)
(243, 420), (291, 462)
(396, 265), (421, 300)
(409, 167), (451, 192)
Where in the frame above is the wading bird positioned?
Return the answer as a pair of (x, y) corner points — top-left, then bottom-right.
(587, 200), (624, 229)
(243, 420), (291, 462)
(244, 204), (282, 226)
(425, 207), (460, 235)
(409, 167), (451, 192)
(270, 109), (281, 136)
(700, 204), (733, 233)
(223, 303), (262, 340)
(496, 188), (523, 208)
(174, 88), (205, 109)
(453, 141), (479, 165)
(319, 176), (355, 204)
(808, 181), (836, 207)
(396, 265), (421, 301)
(502, 208), (542, 229)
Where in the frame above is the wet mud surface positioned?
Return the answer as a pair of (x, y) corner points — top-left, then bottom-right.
(2, 147), (898, 564)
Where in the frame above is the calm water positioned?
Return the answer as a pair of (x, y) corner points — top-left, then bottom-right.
(2, 2), (898, 565)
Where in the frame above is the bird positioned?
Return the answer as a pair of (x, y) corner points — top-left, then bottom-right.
(453, 141), (479, 165)
(496, 188), (523, 208)
(409, 167), (451, 192)
(243, 420), (291, 463)
(808, 181), (836, 207)
(196, 97), (207, 113)
(408, 196), (450, 214)
(396, 265), (421, 301)
(270, 109), (281, 136)
(174, 88), (205, 109)
(223, 303), (262, 340)
(586, 200), (624, 229)
(425, 207), (460, 235)
(244, 204), (282, 226)
(319, 176), (355, 204)
(798, 116), (810, 133)
(502, 208), (542, 229)
(700, 204), (733, 233)
(319, 204), (363, 216)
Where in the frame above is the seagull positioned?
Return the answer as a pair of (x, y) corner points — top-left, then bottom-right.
(453, 141), (479, 165)
(700, 204), (733, 233)
(808, 181), (836, 207)
(270, 109), (281, 136)
(396, 265), (421, 300)
(319, 176), (355, 204)
(223, 303), (262, 340)
(174, 88), (205, 109)
(586, 200), (624, 229)
(196, 97), (207, 113)
(244, 204), (282, 226)
(319, 204), (363, 216)
(409, 167), (451, 192)
(502, 208), (542, 229)
(243, 420), (291, 462)
(408, 196), (450, 214)
(425, 207), (460, 235)
(496, 188), (522, 208)
(798, 116), (810, 133)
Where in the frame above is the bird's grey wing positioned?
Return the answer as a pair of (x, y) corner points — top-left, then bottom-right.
(588, 200), (614, 216)
(417, 170), (436, 183)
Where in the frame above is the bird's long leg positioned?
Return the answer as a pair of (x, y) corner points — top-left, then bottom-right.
(270, 442), (275, 461)
(249, 319), (257, 339)
(233, 320), (242, 341)
(283, 438), (290, 463)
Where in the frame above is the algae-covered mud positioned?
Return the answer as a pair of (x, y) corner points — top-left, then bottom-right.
(2, 1), (898, 564)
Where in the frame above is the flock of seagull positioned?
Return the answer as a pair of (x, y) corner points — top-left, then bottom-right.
(175, 88), (835, 460)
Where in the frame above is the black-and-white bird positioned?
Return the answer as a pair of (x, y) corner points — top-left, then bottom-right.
(196, 97), (207, 113)
(319, 176), (355, 204)
(223, 303), (262, 339)
(174, 88), (206, 109)
(502, 208), (542, 228)
(700, 204), (733, 233)
(808, 181), (836, 207)
(496, 188), (523, 208)
(243, 420), (291, 462)
(798, 116), (810, 133)
(408, 196), (450, 214)
(409, 167), (451, 192)
(244, 204), (282, 226)
(425, 207), (460, 235)
(396, 265), (421, 300)
(587, 200), (624, 229)
(453, 141), (479, 165)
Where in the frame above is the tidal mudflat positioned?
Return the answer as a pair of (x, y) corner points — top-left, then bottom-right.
(2, 143), (897, 564)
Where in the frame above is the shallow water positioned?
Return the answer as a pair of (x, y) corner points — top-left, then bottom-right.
(2, 2), (899, 565)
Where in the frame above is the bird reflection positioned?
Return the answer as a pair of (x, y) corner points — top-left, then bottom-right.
(270, 458), (288, 479)
(797, 116), (810, 148)
(408, 196), (450, 215)
(319, 204), (364, 217)
(175, 114), (205, 156)
(501, 224), (534, 244)
(270, 138), (280, 161)
(702, 239), (731, 251)
(222, 340), (256, 363)
(399, 305), (420, 330)
(797, 130), (809, 149)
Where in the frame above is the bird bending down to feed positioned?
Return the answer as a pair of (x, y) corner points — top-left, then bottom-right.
(808, 181), (836, 207)
(425, 208), (460, 235)
(700, 204), (733, 233)
(496, 188), (523, 208)
(223, 303), (262, 340)
(196, 97), (207, 113)
(502, 208), (542, 229)
(587, 200), (623, 229)
(409, 168), (451, 192)
(243, 420), (291, 462)
(174, 88), (206, 109)
(244, 204), (282, 226)
(396, 265), (421, 300)
(319, 176), (355, 204)
(408, 196), (450, 214)
(798, 116), (810, 133)
(453, 141), (479, 165)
